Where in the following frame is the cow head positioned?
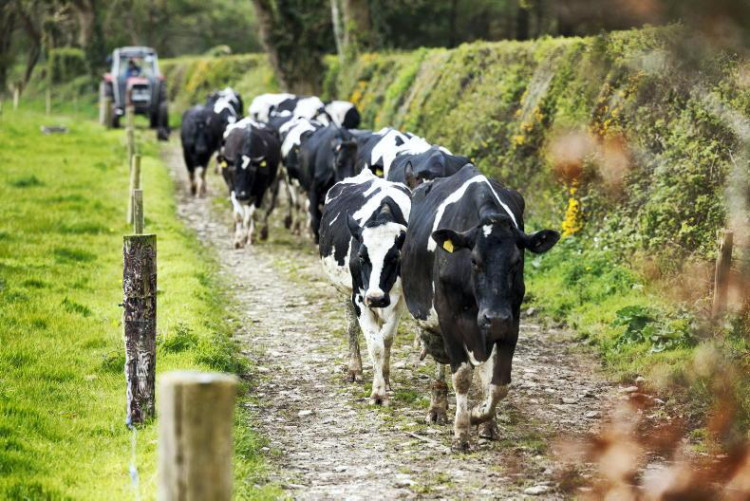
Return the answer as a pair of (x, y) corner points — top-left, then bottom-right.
(331, 131), (358, 181)
(432, 213), (559, 340)
(347, 198), (407, 309)
(233, 130), (269, 202)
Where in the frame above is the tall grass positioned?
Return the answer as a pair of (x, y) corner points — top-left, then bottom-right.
(0, 110), (278, 498)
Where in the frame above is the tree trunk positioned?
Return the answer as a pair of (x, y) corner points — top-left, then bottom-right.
(341, 0), (373, 56)
(0, 9), (16, 93)
(330, 0), (345, 60)
(516, 0), (530, 40)
(251, 0), (330, 94)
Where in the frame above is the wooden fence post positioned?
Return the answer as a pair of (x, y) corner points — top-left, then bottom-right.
(712, 230), (733, 317)
(13, 86), (19, 111)
(45, 88), (51, 115)
(158, 371), (238, 501)
(127, 154), (141, 224)
(123, 234), (157, 425)
(133, 189), (144, 234)
(126, 104), (135, 129)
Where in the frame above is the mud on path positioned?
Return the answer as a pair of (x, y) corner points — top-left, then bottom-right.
(165, 146), (619, 499)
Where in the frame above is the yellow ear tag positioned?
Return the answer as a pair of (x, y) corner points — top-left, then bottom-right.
(260, 160), (267, 168)
(220, 160), (228, 169)
(443, 240), (454, 253)
(375, 168), (383, 177)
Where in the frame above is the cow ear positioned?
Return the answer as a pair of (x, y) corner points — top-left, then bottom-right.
(347, 215), (362, 241)
(432, 228), (475, 254)
(521, 229), (560, 254)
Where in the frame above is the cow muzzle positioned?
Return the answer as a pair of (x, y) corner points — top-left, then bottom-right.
(478, 310), (513, 340)
(365, 290), (390, 308)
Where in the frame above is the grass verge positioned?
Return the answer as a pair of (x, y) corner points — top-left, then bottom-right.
(0, 108), (280, 499)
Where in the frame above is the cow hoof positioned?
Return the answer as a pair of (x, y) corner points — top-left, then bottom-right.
(478, 420), (500, 440)
(190, 185), (197, 196)
(370, 393), (390, 407)
(451, 437), (472, 452)
(346, 369), (362, 383)
(425, 408), (448, 425)
(283, 215), (293, 229)
(260, 226), (269, 241)
(233, 240), (243, 249)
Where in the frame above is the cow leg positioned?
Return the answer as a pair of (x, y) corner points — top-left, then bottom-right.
(345, 300), (363, 382)
(195, 167), (207, 197)
(473, 346), (506, 440)
(281, 169), (295, 230)
(244, 204), (256, 246)
(188, 169), (197, 196)
(452, 363), (474, 451)
(230, 193), (245, 248)
(426, 363), (448, 425)
(360, 303), (400, 406)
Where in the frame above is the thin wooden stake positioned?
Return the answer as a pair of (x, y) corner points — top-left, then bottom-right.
(45, 88), (51, 115)
(712, 230), (733, 317)
(13, 86), (19, 111)
(123, 234), (157, 425)
(158, 371), (238, 501)
(126, 104), (135, 129)
(127, 126), (135, 164)
(127, 154), (142, 224)
(133, 189), (144, 234)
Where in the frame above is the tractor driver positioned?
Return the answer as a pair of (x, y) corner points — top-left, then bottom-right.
(125, 59), (141, 77)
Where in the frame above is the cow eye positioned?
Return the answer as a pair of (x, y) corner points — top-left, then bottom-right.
(471, 257), (480, 270)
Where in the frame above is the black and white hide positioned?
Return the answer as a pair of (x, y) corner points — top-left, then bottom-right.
(355, 127), (431, 177)
(275, 95), (330, 123)
(401, 164), (560, 449)
(319, 169), (411, 405)
(218, 122), (281, 247)
(180, 105), (223, 196)
(298, 124), (359, 243)
(324, 100), (361, 129)
(206, 87), (244, 116)
(387, 146), (470, 189)
(249, 93), (295, 122)
(278, 117), (324, 233)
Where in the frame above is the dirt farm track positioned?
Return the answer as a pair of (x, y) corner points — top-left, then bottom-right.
(166, 144), (620, 499)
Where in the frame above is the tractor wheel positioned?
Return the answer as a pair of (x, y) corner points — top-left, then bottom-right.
(156, 102), (169, 141)
(111, 108), (121, 129)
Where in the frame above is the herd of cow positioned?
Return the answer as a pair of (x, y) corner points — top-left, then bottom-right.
(180, 88), (561, 450)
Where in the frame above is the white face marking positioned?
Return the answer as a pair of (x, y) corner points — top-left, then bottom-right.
(212, 98), (237, 117)
(241, 155), (250, 170)
(483, 225), (493, 237)
(360, 222), (406, 300)
(427, 175), (519, 252)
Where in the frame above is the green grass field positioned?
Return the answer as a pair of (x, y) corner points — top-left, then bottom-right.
(0, 109), (279, 499)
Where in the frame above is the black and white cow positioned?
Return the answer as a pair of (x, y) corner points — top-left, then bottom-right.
(249, 93), (295, 122)
(324, 100), (361, 129)
(298, 124), (359, 243)
(319, 169), (411, 405)
(206, 87), (244, 116)
(388, 146), (470, 189)
(355, 127), (431, 177)
(218, 121), (281, 247)
(275, 95), (330, 123)
(278, 117), (325, 233)
(401, 164), (559, 449)
(180, 105), (223, 196)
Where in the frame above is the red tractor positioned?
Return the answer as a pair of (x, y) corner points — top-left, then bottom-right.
(100, 46), (168, 138)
